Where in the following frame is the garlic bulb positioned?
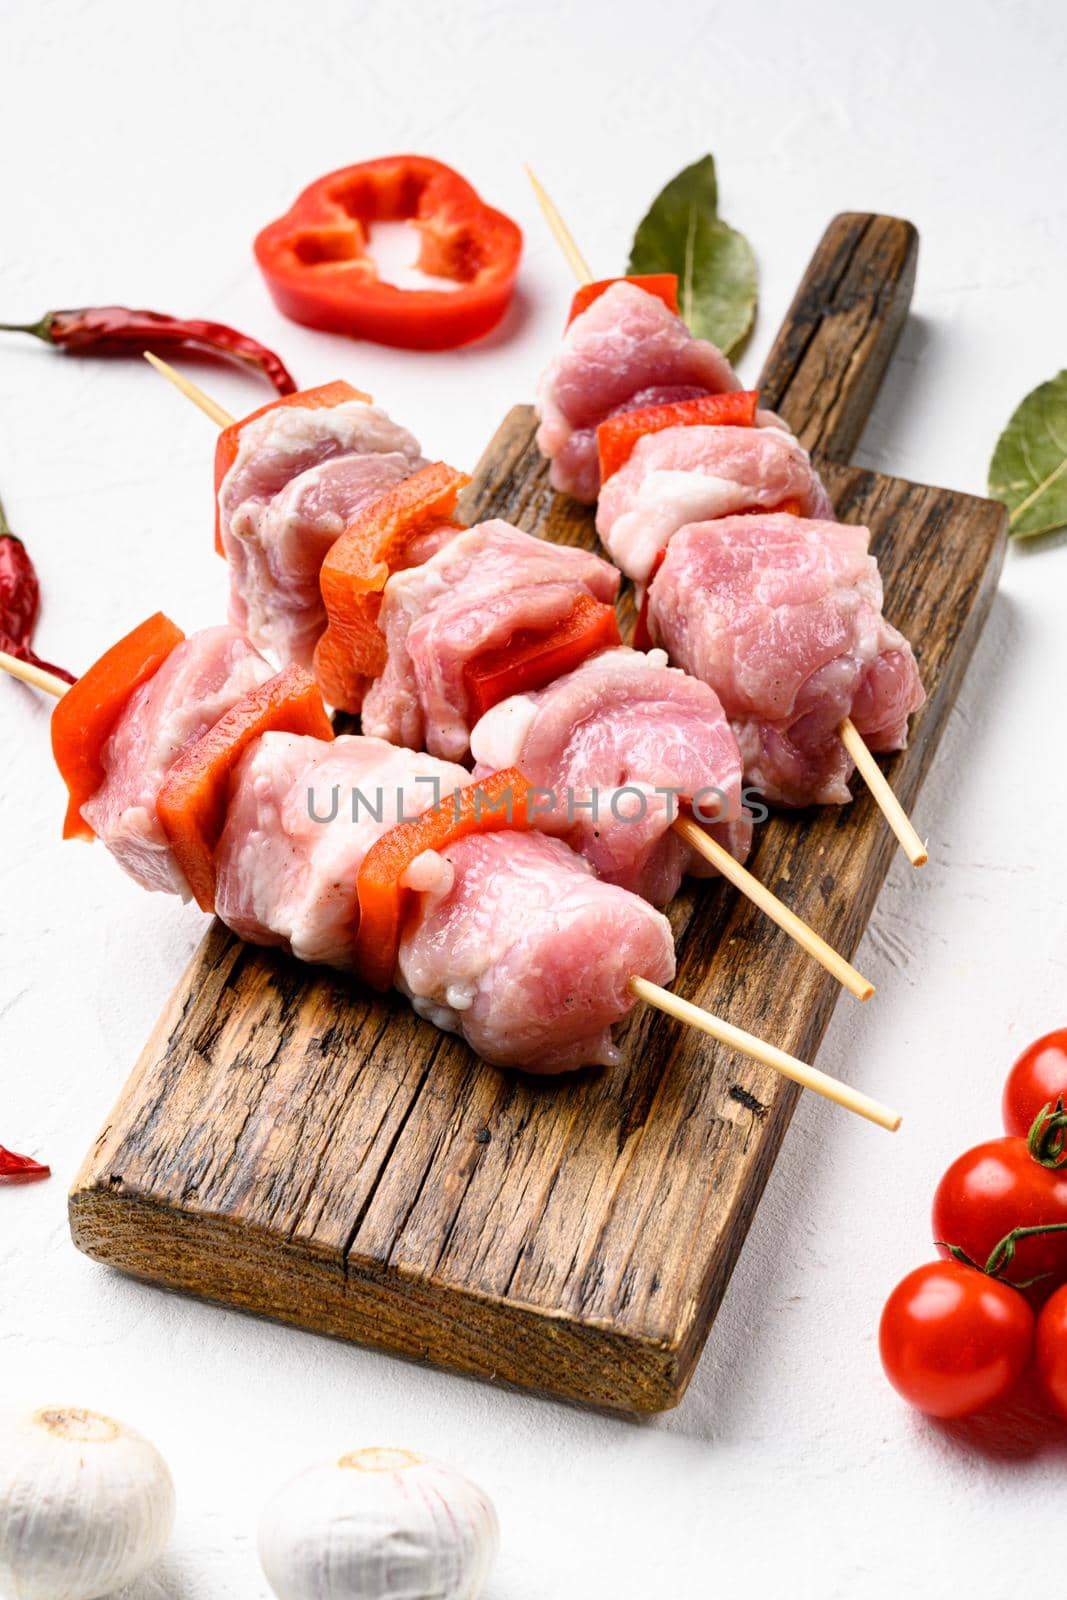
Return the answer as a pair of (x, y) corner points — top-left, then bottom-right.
(259, 1447), (499, 1600)
(0, 1406), (175, 1600)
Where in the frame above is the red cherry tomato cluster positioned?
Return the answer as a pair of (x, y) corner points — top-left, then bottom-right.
(880, 1028), (1067, 1421)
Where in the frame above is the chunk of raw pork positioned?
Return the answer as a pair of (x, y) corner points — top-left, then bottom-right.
(214, 732), (469, 970)
(645, 515), (925, 806)
(397, 830), (676, 1073)
(470, 647), (751, 906)
(218, 400), (425, 668)
(535, 280), (740, 502)
(82, 626), (274, 896)
(360, 520), (620, 761)
(596, 423), (833, 583)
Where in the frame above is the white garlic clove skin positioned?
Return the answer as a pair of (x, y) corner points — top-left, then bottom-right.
(259, 1446), (499, 1600)
(0, 1406), (176, 1600)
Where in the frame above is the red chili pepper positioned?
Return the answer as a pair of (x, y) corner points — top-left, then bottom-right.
(254, 155), (523, 350)
(0, 1146), (50, 1182)
(0, 495), (75, 683)
(1, 307), (296, 396)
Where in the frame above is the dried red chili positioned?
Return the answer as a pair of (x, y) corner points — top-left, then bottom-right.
(1, 307), (297, 396)
(0, 1146), (50, 1181)
(0, 495), (75, 683)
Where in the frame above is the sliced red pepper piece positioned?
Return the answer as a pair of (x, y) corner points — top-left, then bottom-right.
(51, 613), (185, 841)
(464, 593), (621, 721)
(213, 379), (371, 555)
(314, 462), (469, 713)
(157, 666), (334, 912)
(254, 156), (523, 352)
(566, 274), (679, 327)
(0, 1146), (50, 1182)
(354, 768), (532, 991)
(597, 390), (760, 482)
(760, 497), (804, 517)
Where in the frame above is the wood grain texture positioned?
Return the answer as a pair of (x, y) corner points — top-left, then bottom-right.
(69, 215), (1008, 1413)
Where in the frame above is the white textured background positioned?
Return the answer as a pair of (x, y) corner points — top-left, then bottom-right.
(3, 1), (1067, 1595)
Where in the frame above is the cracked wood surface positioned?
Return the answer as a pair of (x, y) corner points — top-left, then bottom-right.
(69, 214), (1008, 1412)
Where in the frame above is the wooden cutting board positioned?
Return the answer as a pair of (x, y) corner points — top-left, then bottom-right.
(70, 215), (1008, 1413)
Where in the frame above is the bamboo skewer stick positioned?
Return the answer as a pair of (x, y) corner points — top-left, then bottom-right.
(143, 352), (235, 426)
(143, 352), (373, 426)
(525, 166), (928, 871)
(629, 977), (900, 1131)
(0, 650), (68, 697)
(0, 651), (899, 1130)
(524, 165), (595, 284)
(674, 817), (873, 1001)
(145, 333), (874, 999)
(839, 718), (928, 867)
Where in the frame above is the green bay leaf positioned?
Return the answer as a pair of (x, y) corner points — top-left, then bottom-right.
(627, 154), (757, 359)
(989, 369), (1067, 539)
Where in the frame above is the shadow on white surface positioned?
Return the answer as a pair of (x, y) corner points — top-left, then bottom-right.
(927, 1366), (1067, 1466)
(108, 1552), (202, 1600)
(849, 313), (937, 478)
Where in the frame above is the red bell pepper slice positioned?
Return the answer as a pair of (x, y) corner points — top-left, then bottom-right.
(597, 390), (760, 482)
(254, 156), (523, 352)
(353, 768), (532, 992)
(51, 613), (185, 841)
(314, 461), (469, 713)
(213, 379), (371, 556)
(157, 666), (334, 912)
(566, 274), (679, 327)
(463, 593), (621, 722)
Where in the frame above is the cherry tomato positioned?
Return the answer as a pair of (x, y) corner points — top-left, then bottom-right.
(932, 1137), (1067, 1289)
(1003, 1028), (1067, 1137)
(1035, 1282), (1067, 1422)
(879, 1261), (1034, 1418)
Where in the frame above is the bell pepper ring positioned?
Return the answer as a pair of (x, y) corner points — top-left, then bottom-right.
(157, 665), (334, 912)
(213, 380), (371, 556)
(463, 593), (621, 722)
(353, 767), (533, 991)
(566, 273), (679, 327)
(597, 390), (760, 482)
(314, 461), (469, 713)
(52, 613), (186, 841)
(254, 156), (523, 351)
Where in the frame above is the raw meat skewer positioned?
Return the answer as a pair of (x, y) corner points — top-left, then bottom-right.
(143, 356), (874, 1000)
(524, 168), (928, 869)
(0, 645), (899, 1129)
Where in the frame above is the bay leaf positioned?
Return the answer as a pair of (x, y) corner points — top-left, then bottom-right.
(989, 369), (1067, 539)
(628, 154), (757, 359)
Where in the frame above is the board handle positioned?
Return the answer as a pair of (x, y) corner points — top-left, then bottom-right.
(757, 213), (918, 463)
